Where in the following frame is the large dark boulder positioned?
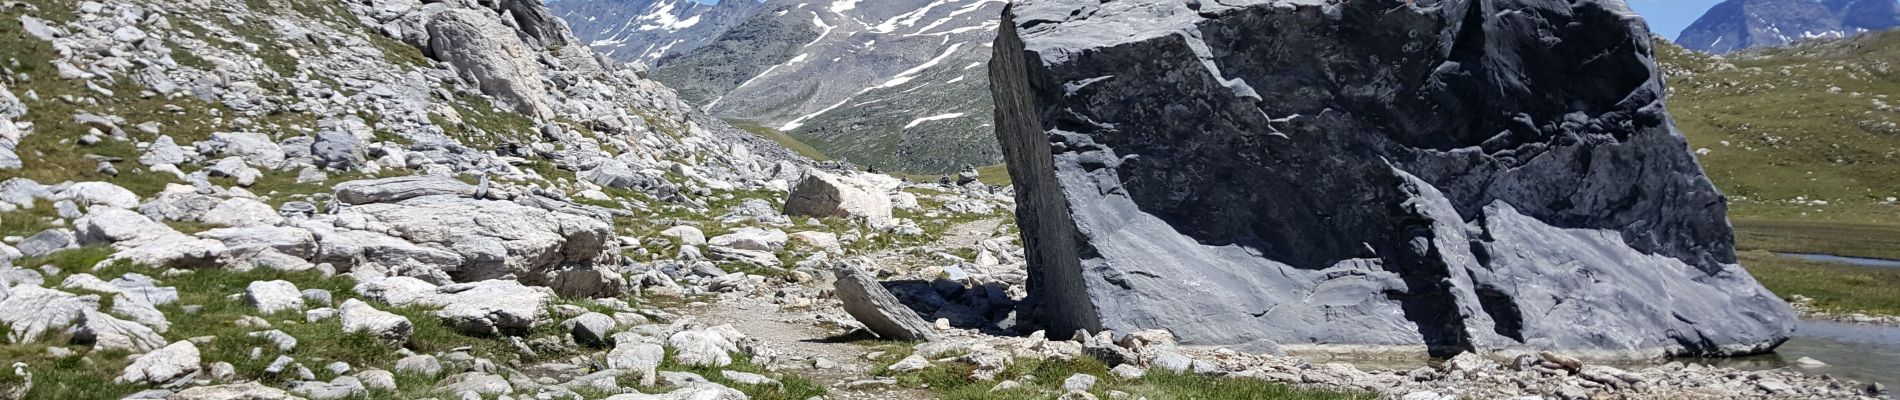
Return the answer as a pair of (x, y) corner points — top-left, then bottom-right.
(989, 0), (1795, 358)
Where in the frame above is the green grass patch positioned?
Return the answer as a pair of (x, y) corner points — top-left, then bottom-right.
(1733, 219), (1900, 260)
(1659, 32), (1900, 223)
(1742, 250), (1900, 317)
(881, 352), (1370, 400)
(0, 246), (635, 399)
(891, 163), (1012, 187)
(657, 351), (826, 400)
(0, 200), (62, 238)
(731, 122), (831, 162)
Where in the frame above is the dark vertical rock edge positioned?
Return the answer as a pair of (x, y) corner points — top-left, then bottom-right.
(991, 0), (1797, 358)
(989, 10), (1103, 336)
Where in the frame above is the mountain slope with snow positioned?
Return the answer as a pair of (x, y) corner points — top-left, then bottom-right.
(652, 0), (1007, 174)
(550, 0), (764, 64)
(1677, 0), (1898, 53)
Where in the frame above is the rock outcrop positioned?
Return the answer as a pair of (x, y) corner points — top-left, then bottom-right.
(424, 8), (556, 119)
(989, 0), (1795, 358)
(783, 171), (894, 227)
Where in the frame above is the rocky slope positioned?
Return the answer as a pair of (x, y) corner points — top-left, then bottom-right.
(0, 0), (1010, 397)
(548, 0), (764, 65)
(1677, 0), (1899, 53)
(992, 0), (1795, 359)
(0, 0), (1886, 399)
(646, 0), (1006, 174)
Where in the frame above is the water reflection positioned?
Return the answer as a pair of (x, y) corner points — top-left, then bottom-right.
(1304, 320), (1900, 387)
(1682, 320), (1900, 386)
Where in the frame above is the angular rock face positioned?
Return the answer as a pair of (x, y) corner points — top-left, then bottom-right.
(425, 8), (556, 119)
(782, 171), (894, 227)
(989, 0), (1796, 358)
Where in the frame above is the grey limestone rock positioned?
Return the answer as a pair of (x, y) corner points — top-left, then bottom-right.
(339, 299), (413, 345)
(0, 285), (100, 343)
(424, 8), (555, 119)
(833, 266), (939, 341)
(395, 354), (443, 377)
(605, 343), (665, 386)
(989, 0), (1794, 358)
(115, 340), (201, 385)
(563, 312), (617, 347)
(331, 191), (612, 282)
(783, 171), (893, 227)
(245, 280), (305, 315)
(333, 176), (477, 204)
(666, 329), (734, 368)
(16, 229), (76, 257)
(139, 135), (189, 166)
(196, 132), (286, 169)
(425, 280), (553, 335)
(59, 182), (140, 210)
(168, 383), (297, 400)
(69, 309), (167, 353)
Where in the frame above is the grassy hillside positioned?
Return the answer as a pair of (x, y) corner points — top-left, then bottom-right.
(731, 122), (832, 162)
(1658, 31), (1900, 226)
(731, 121), (1015, 186)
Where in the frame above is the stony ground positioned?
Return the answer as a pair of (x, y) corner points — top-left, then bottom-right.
(0, 0), (1892, 399)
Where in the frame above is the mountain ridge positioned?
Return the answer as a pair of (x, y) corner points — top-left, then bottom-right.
(549, 0), (765, 64)
(639, 0), (1008, 174)
(1677, 0), (1899, 53)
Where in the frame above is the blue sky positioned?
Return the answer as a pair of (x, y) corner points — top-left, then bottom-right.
(1627, 0), (1726, 40)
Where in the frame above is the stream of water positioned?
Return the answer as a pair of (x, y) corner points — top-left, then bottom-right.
(1316, 319), (1900, 388)
(1777, 252), (1900, 268)
(1685, 319), (1900, 387)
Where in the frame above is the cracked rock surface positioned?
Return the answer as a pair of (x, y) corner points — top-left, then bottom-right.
(990, 0), (1795, 358)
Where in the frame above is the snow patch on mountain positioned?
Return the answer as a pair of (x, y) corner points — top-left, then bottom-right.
(905, 113), (967, 129)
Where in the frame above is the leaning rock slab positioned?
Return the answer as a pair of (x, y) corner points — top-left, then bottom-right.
(76, 207), (226, 268)
(834, 267), (939, 341)
(989, 0), (1793, 357)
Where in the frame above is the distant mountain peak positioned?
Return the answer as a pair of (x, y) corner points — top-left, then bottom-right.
(549, 0), (765, 63)
(1677, 0), (1899, 53)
